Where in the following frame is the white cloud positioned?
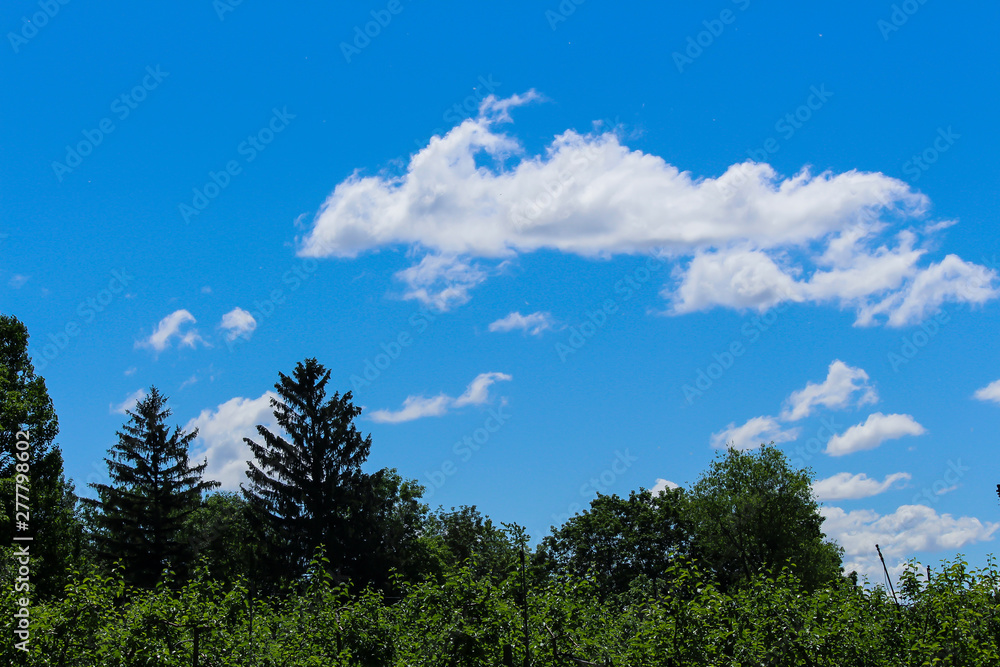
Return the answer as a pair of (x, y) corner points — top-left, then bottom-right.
(488, 311), (555, 336)
(296, 93), (996, 324)
(185, 392), (279, 490)
(973, 379), (1000, 405)
(825, 412), (926, 456)
(781, 360), (878, 421)
(454, 372), (512, 406)
(710, 415), (799, 451)
(863, 254), (998, 326)
(8, 274), (29, 289)
(368, 394), (452, 424)
(670, 248), (803, 314)
(651, 478), (680, 495)
(394, 254), (487, 311)
(822, 504), (999, 582)
(812, 472), (911, 501)
(220, 307), (257, 341)
(110, 388), (146, 415)
(370, 372), (511, 424)
(136, 310), (205, 352)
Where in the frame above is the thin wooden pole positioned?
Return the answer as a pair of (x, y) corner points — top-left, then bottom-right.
(875, 544), (899, 606)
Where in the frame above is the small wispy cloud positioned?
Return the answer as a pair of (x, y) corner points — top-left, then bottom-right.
(973, 379), (1000, 405)
(394, 254), (487, 312)
(780, 360), (878, 421)
(710, 415), (799, 451)
(825, 412), (926, 456)
(220, 307), (257, 341)
(136, 310), (206, 352)
(370, 372), (512, 423)
(488, 311), (555, 336)
(110, 388), (147, 415)
(812, 471), (911, 501)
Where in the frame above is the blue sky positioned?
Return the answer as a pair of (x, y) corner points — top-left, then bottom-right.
(3, 0), (1000, 582)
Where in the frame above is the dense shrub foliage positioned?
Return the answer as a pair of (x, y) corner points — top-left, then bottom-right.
(2, 552), (999, 665)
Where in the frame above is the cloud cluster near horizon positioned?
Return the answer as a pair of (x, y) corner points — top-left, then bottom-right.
(708, 360), (916, 454)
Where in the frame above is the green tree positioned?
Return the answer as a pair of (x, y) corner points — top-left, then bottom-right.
(242, 358), (373, 586)
(534, 488), (690, 597)
(411, 505), (522, 582)
(84, 387), (219, 588)
(0, 313), (83, 598)
(686, 443), (843, 591)
(347, 467), (431, 591)
(178, 491), (258, 587)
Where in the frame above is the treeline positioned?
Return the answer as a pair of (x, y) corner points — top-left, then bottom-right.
(2, 313), (999, 665)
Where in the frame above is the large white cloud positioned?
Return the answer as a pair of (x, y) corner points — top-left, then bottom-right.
(812, 472), (911, 501)
(710, 415), (799, 451)
(822, 504), (999, 583)
(825, 412), (926, 456)
(781, 360), (878, 422)
(185, 392), (279, 490)
(297, 93), (996, 324)
(370, 372), (511, 424)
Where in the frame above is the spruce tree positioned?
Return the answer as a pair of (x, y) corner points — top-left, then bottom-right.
(242, 358), (372, 585)
(85, 387), (219, 587)
(0, 314), (83, 598)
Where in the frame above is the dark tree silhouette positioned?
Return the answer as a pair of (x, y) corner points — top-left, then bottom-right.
(0, 314), (83, 598)
(242, 358), (372, 585)
(84, 387), (218, 587)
